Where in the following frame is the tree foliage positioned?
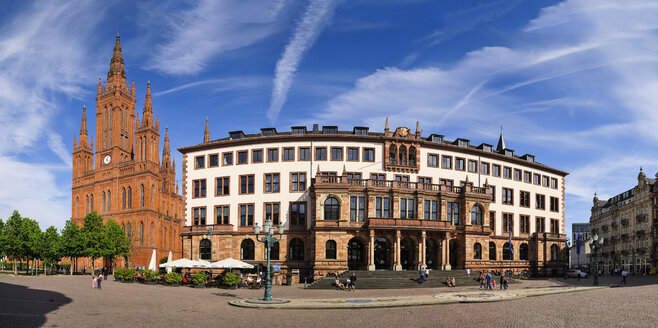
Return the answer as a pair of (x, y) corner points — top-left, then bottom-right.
(102, 219), (130, 261)
(81, 211), (104, 266)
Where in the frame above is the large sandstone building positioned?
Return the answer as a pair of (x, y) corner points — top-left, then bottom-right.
(179, 122), (568, 278)
(71, 36), (183, 269)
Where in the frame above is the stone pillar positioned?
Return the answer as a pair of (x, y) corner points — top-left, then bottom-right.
(442, 235), (451, 270)
(394, 230), (402, 271)
(368, 230), (376, 271)
(420, 231), (427, 269)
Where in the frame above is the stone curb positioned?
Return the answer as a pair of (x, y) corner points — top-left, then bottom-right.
(228, 286), (607, 309)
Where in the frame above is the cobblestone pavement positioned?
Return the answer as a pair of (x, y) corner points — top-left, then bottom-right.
(1, 274), (658, 327)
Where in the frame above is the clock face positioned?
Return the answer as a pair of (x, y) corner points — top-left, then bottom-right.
(103, 155), (111, 165)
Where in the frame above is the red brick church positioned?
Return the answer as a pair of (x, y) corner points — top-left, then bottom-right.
(71, 35), (183, 269)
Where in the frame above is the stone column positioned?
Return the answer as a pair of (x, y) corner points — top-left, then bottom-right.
(443, 235), (452, 270)
(421, 231), (427, 269)
(394, 230), (402, 271)
(368, 230), (376, 271)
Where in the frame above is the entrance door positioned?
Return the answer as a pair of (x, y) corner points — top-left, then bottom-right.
(425, 239), (438, 270)
(374, 238), (390, 270)
(400, 238), (415, 270)
(449, 239), (458, 269)
(348, 238), (365, 270)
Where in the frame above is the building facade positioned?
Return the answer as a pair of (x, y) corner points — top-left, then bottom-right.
(179, 122), (568, 278)
(590, 168), (654, 273)
(570, 223), (590, 269)
(71, 36), (184, 268)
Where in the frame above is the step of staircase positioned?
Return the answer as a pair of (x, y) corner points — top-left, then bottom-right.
(306, 270), (482, 290)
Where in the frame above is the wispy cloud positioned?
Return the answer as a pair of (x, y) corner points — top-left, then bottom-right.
(153, 76), (268, 97)
(267, 0), (341, 123)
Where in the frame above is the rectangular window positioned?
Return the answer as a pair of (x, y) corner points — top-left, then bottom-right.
(503, 167), (512, 179)
(536, 217), (545, 233)
(252, 149), (263, 163)
(520, 191), (530, 208)
(492, 164), (501, 177)
(267, 148), (279, 162)
(264, 173), (280, 193)
(346, 172), (362, 181)
(489, 186), (496, 203)
(376, 197), (391, 218)
(193, 207), (206, 225)
(299, 147), (310, 161)
(283, 148), (295, 161)
(440, 179), (454, 186)
(520, 215), (530, 233)
(481, 162), (489, 174)
(502, 188), (513, 205)
(350, 196), (366, 222)
(447, 202), (459, 224)
(264, 202), (280, 225)
(237, 151), (248, 164)
(239, 204), (254, 226)
(193, 179), (206, 198)
(424, 200), (438, 220)
(418, 177), (432, 185)
(321, 172), (337, 179)
(514, 169), (522, 181)
(208, 154), (219, 167)
(489, 211), (495, 230)
(291, 172), (306, 192)
(215, 177), (229, 196)
(551, 178), (558, 189)
(371, 173), (385, 180)
(222, 152), (233, 165)
(195, 156), (205, 169)
(442, 156), (452, 169)
(455, 158), (465, 170)
(399, 198), (415, 219)
(239, 175), (254, 194)
(542, 176), (549, 187)
(428, 154), (438, 167)
(524, 171), (531, 183)
(331, 147), (343, 161)
(550, 219), (559, 233)
(290, 202), (306, 225)
(315, 147), (327, 160)
(502, 213), (513, 232)
(215, 205), (229, 225)
(550, 196), (559, 212)
(400, 198), (407, 219)
(383, 197), (390, 217)
(536, 194), (546, 210)
(534, 173), (541, 185)
(376, 197), (382, 217)
(347, 148), (359, 161)
(363, 148), (375, 161)
(468, 160), (478, 173)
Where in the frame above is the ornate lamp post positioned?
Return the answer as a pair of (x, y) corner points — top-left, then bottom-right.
(564, 239), (571, 279)
(206, 228), (213, 279)
(254, 216), (285, 301)
(589, 234), (604, 286)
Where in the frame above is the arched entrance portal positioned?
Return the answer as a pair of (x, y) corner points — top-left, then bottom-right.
(348, 238), (365, 270)
(425, 239), (438, 270)
(449, 239), (459, 269)
(400, 238), (416, 270)
(374, 238), (391, 270)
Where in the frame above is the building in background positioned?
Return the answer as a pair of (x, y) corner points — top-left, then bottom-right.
(570, 223), (590, 269)
(590, 168), (653, 274)
(179, 121), (568, 278)
(71, 36), (183, 269)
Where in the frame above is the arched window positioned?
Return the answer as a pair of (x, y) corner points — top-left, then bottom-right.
(269, 242), (280, 260)
(75, 197), (79, 217)
(122, 188), (126, 210)
(140, 184), (144, 208)
(127, 223), (132, 241)
(241, 239), (255, 260)
(127, 186), (132, 209)
(550, 244), (559, 261)
(399, 145), (407, 166)
(139, 222), (144, 246)
(289, 238), (304, 261)
(122, 223), (125, 233)
(388, 145), (397, 165)
(172, 229), (176, 250)
(90, 194), (94, 212)
(163, 227), (167, 249)
(324, 197), (340, 220)
(489, 242), (496, 260)
(199, 239), (211, 260)
(520, 243), (529, 261)
(102, 192), (106, 213)
(150, 223), (154, 247)
(503, 242), (513, 261)
(474, 243), (482, 260)
(326, 240), (337, 259)
(151, 185), (154, 209)
(85, 195), (89, 214)
(107, 190), (111, 212)
(408, 146), (416, 166)
(470, 205), (483, 226)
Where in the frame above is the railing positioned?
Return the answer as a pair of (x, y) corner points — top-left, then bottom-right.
(367, 217), (450, 229)
(315, 177), (488, 195)
(183, 224), (234, 233)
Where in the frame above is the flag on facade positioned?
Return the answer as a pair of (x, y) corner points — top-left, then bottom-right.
(575, 233), (583, 255)
(508, 229), (514, 254)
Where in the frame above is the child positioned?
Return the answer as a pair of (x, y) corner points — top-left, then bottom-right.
(492, 278), (496, 289)
(92, 275), (97, 289)
(97, 274), (103, 290)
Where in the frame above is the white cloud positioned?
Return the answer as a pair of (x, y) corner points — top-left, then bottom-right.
(153, 76), (268, 97)
(267, 0), (341, 123)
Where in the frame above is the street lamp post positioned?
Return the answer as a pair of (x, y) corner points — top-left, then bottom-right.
(589, 234), (604, 286)
(564, 240), (571, 279)
(206, 228), (213, 279)
(254, 216), (285, 302)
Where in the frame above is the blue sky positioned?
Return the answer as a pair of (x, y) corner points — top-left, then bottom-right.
(2, 0), (657, 237)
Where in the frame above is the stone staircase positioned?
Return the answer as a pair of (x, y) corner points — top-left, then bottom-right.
(306, 270), (481, 289)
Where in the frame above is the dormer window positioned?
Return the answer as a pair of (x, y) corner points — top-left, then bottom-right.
(483, 145), (492, 152)
(428, 134), (443, 143)
(354, 127), (369, 135)
(261, 128), (277, 137)
(504, 149), (514, 157)
(323, 126), (338, 134)
(229, 131), (245, 140)
(522, 154), (535, 162)
(454, 138), (469, 148)
(292, 126), (306, 135)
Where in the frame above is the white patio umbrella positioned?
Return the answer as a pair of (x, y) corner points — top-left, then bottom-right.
(166, 251), (173, 273)
(148, 249), (157, 271)
(211, 258), (254, 269)
(191, 259), (212, 268)
(160, 258), (195, 268)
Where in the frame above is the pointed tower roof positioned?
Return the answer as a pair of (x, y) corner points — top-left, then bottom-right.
(141, 81), (153, 128)
(203, 118), (210, 143)
(496, 126), (506, 151)
(79, 106), (89, 148)
(162, 127), (171, 168)
(107, 34), (126, 91)
(73, 135), (77, 150)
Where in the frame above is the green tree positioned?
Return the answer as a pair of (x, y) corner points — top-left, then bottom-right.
(20, 218), (42, 275)
(40, 226), (61, 275)
(102, 219), (130, 270)
(81, 211), (104, 272)
(4, 211), (25, 274)
(0, 218), (5, 260)
(61, 219), (84, 275)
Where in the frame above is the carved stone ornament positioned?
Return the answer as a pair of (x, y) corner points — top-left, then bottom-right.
(394, 127), (410, 137)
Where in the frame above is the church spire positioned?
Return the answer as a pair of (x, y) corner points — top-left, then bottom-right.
(162, 127), (171, 168)
(203, 118), (210, 143)
(79, 106), (89, 148)
(496, 125), (506, 151)
(141, 81), (153, 128)
(107, 33), (126, 91)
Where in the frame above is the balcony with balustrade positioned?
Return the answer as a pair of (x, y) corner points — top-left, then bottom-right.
(636, 213), (647, 221)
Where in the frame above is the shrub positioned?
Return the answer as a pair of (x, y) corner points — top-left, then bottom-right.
(124, 269), (136, 281)
(114, 268), (125, 280)
(165, 272), (183, 284)
(143, 269), (159, 282)
(223, 272), (240, 286)
(192, 271), (207, 286)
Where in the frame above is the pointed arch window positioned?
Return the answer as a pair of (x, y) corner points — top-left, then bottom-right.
(139, 222), (144, 246)
(75, 197), (79, 217)
(389, 145), (397, 165)
(408, 146), (416, 166)
(102, 192), (106, 213)
(85, 195), (89, 214)
(127, 186), (132, 209)
(151, 185), (154, 209)
(122, 188), (126, 210)
(127, 223), (132, 241)
(399, 145), (407, 166)
(90, 194), (94, 212)
(107, 190), (111, 212)
(150, 223), (154, 247)
(164, 227), (167, 249)
(140, 184), (145, 208)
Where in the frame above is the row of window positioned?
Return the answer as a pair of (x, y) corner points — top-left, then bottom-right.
(497, 187), (560, 212)
(192, 202), (308, 227)
(195, 147), (376, 169)
(427, 154), (559, 189)
(121, 221), (176, 250)
(472, 242), (560, 261)
(497, 213), (560, 234)
(76, 185), (179, 218)
(200, 238), (307, 261)
(193, 173), (307, 198)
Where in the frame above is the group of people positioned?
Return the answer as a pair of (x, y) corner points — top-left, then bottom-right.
(445, 276), (456, 287)
(419, 268), (430, 283)
(478, 271), (508, 290)
(91, 273), (103, 290)
(333, 272), (357, 291)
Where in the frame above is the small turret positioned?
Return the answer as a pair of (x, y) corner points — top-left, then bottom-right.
(496, 126), (506, 151)
(203, 118), (210, 143)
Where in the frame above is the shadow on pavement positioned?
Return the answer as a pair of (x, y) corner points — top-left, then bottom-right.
(534, 274), (658, 288)
(0, 281), (72, 327)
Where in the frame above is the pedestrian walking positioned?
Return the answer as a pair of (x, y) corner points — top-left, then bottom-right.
(425, 269), (430, 281)
(485, 272), (492, 290)
(621, 270), (628, 285)
(97, 274), (103, 290)
(349, 273), (357, 291)
(92, 275), (97, 289)
(479, 273), (485, 289)
(467, 268), (471, 277)
(419, 268), (425, 284)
